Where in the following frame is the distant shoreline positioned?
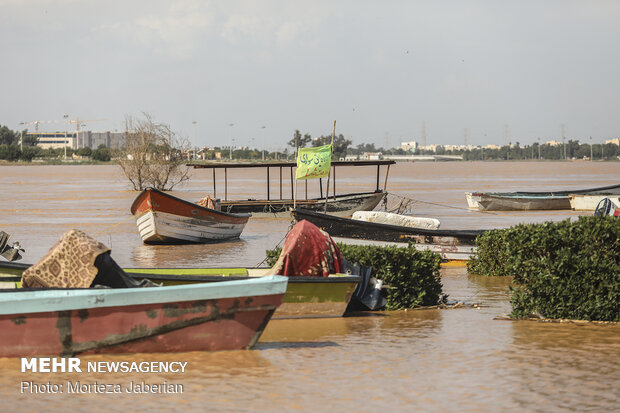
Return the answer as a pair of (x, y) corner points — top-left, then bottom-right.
(1, 159), (617, 166)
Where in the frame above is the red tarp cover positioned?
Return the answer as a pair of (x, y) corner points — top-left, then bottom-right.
(270, 220), (343, 277)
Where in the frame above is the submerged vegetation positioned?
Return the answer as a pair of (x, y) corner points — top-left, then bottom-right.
(468, 216), (619, 321)
(267, 242), (443, 310)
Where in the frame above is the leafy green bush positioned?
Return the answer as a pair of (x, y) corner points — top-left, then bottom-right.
(266, 242), (443, 310)
(92, 145), (112, 162)
(468, 216), (619, 321)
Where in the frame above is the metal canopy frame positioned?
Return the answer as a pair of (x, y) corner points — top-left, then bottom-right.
(188, 160), (395, 201)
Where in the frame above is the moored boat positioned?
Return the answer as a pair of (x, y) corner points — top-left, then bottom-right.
(221, 191), (386, 217)
(466, 183), (620, 211)
(130, 188), (251, 244)
(188, 160), (395, 217)
(126, 268), (360, 319)
(0, 262), (360, 319)
(0, 275), (287, 357)
(290, 208), (483, 263)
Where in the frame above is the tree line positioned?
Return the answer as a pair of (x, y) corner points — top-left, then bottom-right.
(286, 130), (619, 161)
(439, 140), (619, 161)
(1, 122), (618, 165)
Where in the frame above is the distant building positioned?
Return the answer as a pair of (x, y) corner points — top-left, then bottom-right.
(605, 138), (619, 146)
(546, 140), (563, 147)
(399, 141), (418, 152)
(27, 131), (125, 150)
(29, 132), (77, 149)
(443, 144), (478, 151)
(81, 131), (125, 150)
(420, 144), (442, 153)
(360, 152), (383, 160)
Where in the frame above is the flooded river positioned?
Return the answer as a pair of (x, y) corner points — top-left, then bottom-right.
(0, 161), (618, 412)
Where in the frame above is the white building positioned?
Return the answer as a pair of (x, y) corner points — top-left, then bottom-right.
(400, 141), (418, 152)
(27, 131), (125, 149)
(360, 152), (383, 160)
(546, 140), (563, 147)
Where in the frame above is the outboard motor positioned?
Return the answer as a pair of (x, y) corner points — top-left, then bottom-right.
(0, 231), (24, 262)
(594, 198), (620, 217)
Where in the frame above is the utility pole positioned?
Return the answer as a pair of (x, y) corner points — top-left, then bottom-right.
(538, 138), (541, 160)
(192, 121), (197, 160)
(229, 123), (234, 160)
(561, 124), (567, 160)
(590, 136), (593, 161)
(63, 114), (69, 160)
(504, 123), (510, 160)
(261, 125), (266, 160)
(421, 121), (427, 151)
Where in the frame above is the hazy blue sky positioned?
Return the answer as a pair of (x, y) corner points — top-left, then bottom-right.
(1, 0), (619, 150)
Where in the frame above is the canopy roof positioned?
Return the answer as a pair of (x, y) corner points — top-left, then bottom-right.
(188, 160), (395, 169)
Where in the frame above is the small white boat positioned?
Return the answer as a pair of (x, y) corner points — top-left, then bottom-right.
(131, 188), (251, 244)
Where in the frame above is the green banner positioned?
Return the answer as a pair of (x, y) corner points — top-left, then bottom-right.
(295, 145), (332, 180)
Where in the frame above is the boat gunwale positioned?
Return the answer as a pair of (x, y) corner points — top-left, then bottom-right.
(125, 271), (362, 284)
(130, 187), (252, 219)
(468, 183), (620, 198)
(292, 208), (486, 239)
(0, 262), (361, 283)
(0, 275), (288, 315)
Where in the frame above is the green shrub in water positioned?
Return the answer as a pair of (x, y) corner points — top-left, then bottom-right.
(266, 242), (443, 310)
(467, 216), (619, 321)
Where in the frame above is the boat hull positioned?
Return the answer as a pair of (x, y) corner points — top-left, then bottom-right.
(136, 210), (247, 243)
(466, 192), (570, 211)
(569, 195), (620, 211)
(131, 188), (250, 244)
(0, 263), (360, 319)
(332, 237), (476, 263)
(291, 208), (483, 262)
(220, 191), (386, 218)
(0, 276), (287, 356)
(466, 183), (620, 211)
(125, 269), (360, 319)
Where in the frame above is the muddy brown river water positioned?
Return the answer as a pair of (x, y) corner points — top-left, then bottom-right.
(0, 161), (618, 412)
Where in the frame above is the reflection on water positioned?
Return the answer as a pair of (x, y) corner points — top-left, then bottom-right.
(0, 163), (618, 412)
(131, 239), (249, 268)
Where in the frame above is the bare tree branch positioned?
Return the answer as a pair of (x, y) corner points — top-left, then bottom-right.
(117, 113), (191, 191)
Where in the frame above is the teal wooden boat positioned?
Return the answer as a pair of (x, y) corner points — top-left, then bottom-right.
(0, 275), (288, 356)
(0, 262), (360, 319)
